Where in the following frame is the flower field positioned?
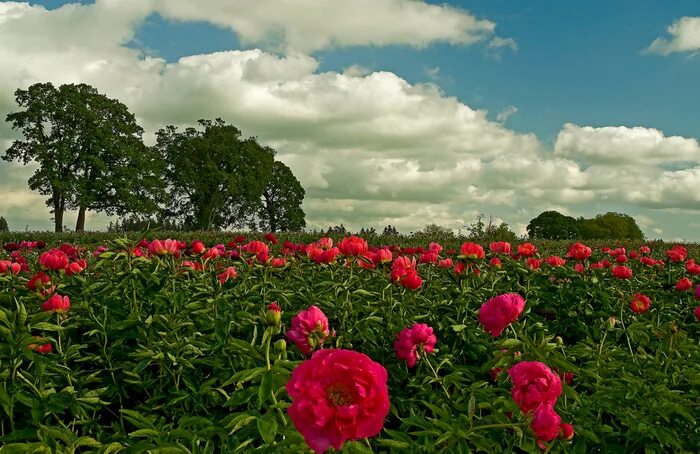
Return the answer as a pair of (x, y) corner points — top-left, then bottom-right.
(1, 235), (700, 453)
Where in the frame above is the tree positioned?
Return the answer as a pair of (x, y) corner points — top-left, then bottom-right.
(254, 161), (306, 232)
(3, 82), (161, 232)
(590, 212), (644, 240)
(527, 211), (579, 240)
(155, 119), (275, 230)
(0, 217), (8, 232)
(382, 225), (400, 236)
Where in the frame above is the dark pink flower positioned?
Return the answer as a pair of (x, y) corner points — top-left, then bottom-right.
(612, 265), (633, 280)
(39, 249), (69, 270)
(393, 323), (436, 367)
(489, 241), (511, 255)
(338, 236), (369, 257)
(675, 277), (693, 291)
(479, 293), (526, 337)
(531, 404), (561, 444)
(286, 349), (390, 454)
(287, 306), (332, 356)
(508, 361), (562, 414)
(42, 294), (71, 313)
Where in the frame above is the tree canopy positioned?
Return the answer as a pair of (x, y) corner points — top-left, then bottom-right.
(155, 119), (276, 230)
(527, 210), (644, 240)
(0, 217), (8, 232)
(3, 82), (162, 232)
(254, 161), (306, 232)
(527, 211), (580, 240)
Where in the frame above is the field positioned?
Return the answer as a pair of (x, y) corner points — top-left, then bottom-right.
(1, 233), (699, 453)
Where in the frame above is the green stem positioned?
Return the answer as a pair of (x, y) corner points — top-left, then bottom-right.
(423, 355), (450, 399)
(470, 421), (527, 432)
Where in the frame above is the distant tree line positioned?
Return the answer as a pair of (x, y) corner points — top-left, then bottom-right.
(2, 83), (305, 232)
(527, 211), (645, 240)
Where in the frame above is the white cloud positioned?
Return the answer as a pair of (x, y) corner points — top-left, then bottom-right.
(646, 16), (700, 55)
(554, 124), (700, 166)
(487, 36), (518, 51)
(496, 105), (517, 124)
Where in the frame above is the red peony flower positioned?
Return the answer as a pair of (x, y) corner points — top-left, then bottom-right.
(65, 260), (86, 276)
(398, 269), (423, 290)
(460, 242), (485, 259)
(696, 284), (700, 300)
(39, 249), (69, 270)
(28, 271), (51, 291)
(394, 323), (437, 367)
(287, 306), (332, 356)
(566, 242), (591, 261)
(28, 337), (52, 354)
(0, 260), (21, 275)
(437, 258), (453, 269)
(665, 245), (687, 263)
(545, 256), (566, 267)
(574, 263), (585, 274)
(338, 236), (369, 257)
(508, 361), (562, 414)
(490, 257), (502, 268)
(428, 242), (443, 253)
(479, 293), (526, 337)
(517, 242), (537, 257)
(264, 233), (279, 245)
(419, 250), (438, 264)
(638, 245), (651, 255)
(390, 256), (416, 282)
(372, 248), (393, 264)
(270, 257), (287, 267)
(630, 293), (651, 313)
(190, 240), (206, 255)
(42, 294), (71, 313)
(527, 258), (542, 270)
(266, 302), (282, 325)
(489, 241), (511, 255)
(675, 277), (693, 291)
(148, 239), (180, 257)
(217, 266), (238, 284)
(612, 265), (633, 280)
(531, 404), (561, 446)
(286, 349), (390, 454)
(559, 423), (575, 441)
(694, 306), (700, 321)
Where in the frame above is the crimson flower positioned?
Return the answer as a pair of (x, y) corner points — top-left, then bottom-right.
(479, 293), (526, 337)
(286, 349), (390, 454)
(508, 361), (562, 414)
(42, 294), (71, 313)
(287, 306), (332, 356)
(630, 293), (651, 313)
(393, 323), (436, 368)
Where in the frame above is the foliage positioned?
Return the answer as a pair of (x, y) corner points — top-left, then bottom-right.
(3, 82), (162, 232)
(465, 213), (520, 243)
(1, 236), (699, 452)
(0, 216), (8, 232)
(155, 119), (276, 231)
(527, 211), (581, 240)
(382, 225), (400, 236)
(252, 161), (306, 233)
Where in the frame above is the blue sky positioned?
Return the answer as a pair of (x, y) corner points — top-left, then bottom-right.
(1, 0), (700, 239)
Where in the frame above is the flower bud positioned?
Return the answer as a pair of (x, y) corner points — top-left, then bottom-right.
(554, 336), (564, 345)
(559, 423), (575, 441)
(265, 302), (282, 326)
(607, 316), (617, 328)
(273, 339), (286, 352)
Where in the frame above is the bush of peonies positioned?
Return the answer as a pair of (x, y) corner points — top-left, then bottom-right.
(0, 235), (699, 452)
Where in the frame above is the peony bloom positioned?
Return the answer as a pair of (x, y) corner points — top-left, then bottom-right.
(437, 258), (453, 269)
(65, 260), (86, 276)
(148, 239), (180, 256)
(612, 265), (633, 280)
(287, 306), (332, 356)
(286, 349), (390, 454)
(242, 240), (269, 263)
(489, 241), (511, 255)
(615, 254), (628, 263)
(665, 245), (687, 263)
(460, 242), (485, 259)
(574, 263), (585, 274)
(531, 404), (561, 445)
(630, 294), (651, 313)
(202, 247), (221, 260)
(694, 306), (700, 321)
(696, 284), (700, 300)
(559, 423), (575, 441)
(338, 236), (369, 257)
(527, 258), (542, 270)
(42, 294), (71, 313)
(489, 257), (502, 268)
(270, 257), (287, 267)
(428, 242), (443, 253)
(419, 250), (438, 264)
(317, 237), (333, 249)
(372, 248), (393, 264)
(479, 293), (526, 337)
(28, 337), (52, 354)
(190, 240), (206, 255)
(390, 256), (416, 282)
(545, 256), (566, 267)
(508, 361), (562, 414)
(639, 245), (651, 255)
(0, 260), (21, 275)
(264, 233), (279, 245)
(675, 277), (693, 292)
(394, 323), (437, 368)
(566, 242), (592, 261)
(517, 242), (537, 257)
(398, 270), (423, 290)
(28, 271), (51, 291)
(217, 266), (238, 284)
(39, 250), (69, 270)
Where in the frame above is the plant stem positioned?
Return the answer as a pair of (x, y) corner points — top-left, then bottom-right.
(423, 355), (450, 399)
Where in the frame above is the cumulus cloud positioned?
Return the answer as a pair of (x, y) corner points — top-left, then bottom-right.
(646, 16), (700, 56)
(1, 1), (700, 239)
(496, 105), (518, 124)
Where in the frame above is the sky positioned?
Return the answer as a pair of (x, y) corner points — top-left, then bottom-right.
(1, 0), (699, 239)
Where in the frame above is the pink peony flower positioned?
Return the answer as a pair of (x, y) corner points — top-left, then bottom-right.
(338, 236), (369, 257)
(612, 265), (633, 280)
(393, 323), (436, 367)
(531, 404), (561, 445)
(42, 294), (71, 313)
(508, 361), (562, 414)
(566, 242), (591, 261)
(287, 306), (332, 356)
(479, 293), (526, 337)
(286, 349), (390, 454)
(217, 266), (238, 284)
(675, 277), (693, 292)
(460, 242), (485, 259)
(39, 249), (69, 270)
(489, 241), (511, 255)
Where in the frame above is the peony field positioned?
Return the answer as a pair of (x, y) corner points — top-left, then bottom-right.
(1, 234), (699, 453)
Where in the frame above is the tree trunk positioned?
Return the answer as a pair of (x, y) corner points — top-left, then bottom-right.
(75, 206), (86, 232)
(53, 193), (64, 232)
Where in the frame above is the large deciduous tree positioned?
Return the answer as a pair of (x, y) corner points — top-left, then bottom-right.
(255, 161), (306, 232)
(3, 82), (161, 232)
(526, 210), (580, 240)
(155, 119), (275, 230)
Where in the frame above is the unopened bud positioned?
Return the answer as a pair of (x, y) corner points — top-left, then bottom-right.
(265, 302), (282, 326)
(554, 336), (564, 345)
(274, 339), (286, 352)
(607, 316), (617, 328)
(559, 423), (574, 441)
